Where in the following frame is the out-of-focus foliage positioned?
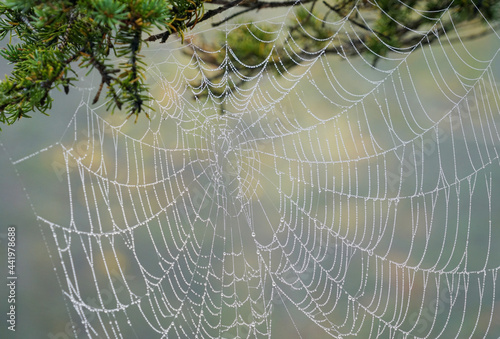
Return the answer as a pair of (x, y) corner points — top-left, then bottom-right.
(188, 0), (499, 103)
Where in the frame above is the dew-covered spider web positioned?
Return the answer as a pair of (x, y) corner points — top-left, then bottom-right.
(8, 0), (500, 338)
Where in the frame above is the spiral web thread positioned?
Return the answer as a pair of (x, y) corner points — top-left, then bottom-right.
(10, 0), (500, 338)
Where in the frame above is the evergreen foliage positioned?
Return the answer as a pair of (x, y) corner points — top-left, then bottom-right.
(0, 0), (204, 124)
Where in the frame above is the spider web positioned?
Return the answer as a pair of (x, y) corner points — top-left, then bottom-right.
(8, 0), (500, 338)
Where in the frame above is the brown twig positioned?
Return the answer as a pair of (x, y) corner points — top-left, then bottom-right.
(322, 1), (388, 38)
(147, 0), (316, 42)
